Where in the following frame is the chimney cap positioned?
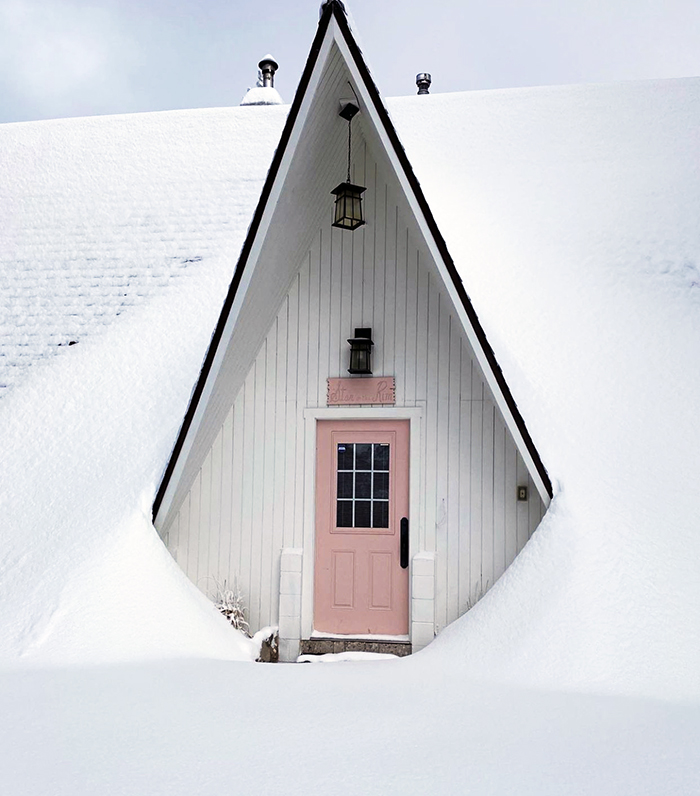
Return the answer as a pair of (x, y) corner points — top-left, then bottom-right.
(257, 53), (280, 91)
(258, 54), (279, 72)
(416, 73), (432, 95)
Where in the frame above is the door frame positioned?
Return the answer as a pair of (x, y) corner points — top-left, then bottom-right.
(301, 406), (423, 642)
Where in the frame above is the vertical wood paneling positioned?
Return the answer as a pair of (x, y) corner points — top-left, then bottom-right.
(504, 436), (518, 565)
(249, 356), (265, 631)
(350, 146), (365, 333)
(435, 293), (450, 631)
(317, 230), (331, 405)
(415, 256), (428, 402)
(373, 184), (386, 373)
(284, 285), (298, 549)
(492, 415), (507, 583)
(294, 259), (310, 547)
(187, 472), (201, 588)
(340, 225), (353, 372)
(165, 141), (546, 634)
(404, 249), (418, 405)
(229, 391), (244, 579)
(383, 203), (397, 378)
(481, 401), (495, 592)
(259, 326), (277, 626)
(271, 311), (288, 618)
(219, 407), (233, 587)
(469, 375), (484, 605)
(328, 222), (342, 379)
(208, 427), (223, 588)
(177, 493), (189, 570)
(424, 273), (440, 558)
(446, 318), (461, 625)
(307, 246), (320, 408)
(239, 369), (255, 615)
(458, 352), (472, 614)
(197, 448), (212, 591)
(394, 225), (407, 403)
(361, 144), (375, 327)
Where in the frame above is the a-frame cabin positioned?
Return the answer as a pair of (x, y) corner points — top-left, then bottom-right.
(153, 1), (551, 661)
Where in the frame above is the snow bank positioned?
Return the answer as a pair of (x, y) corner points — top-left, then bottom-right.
(0, 105), (291, 664)
(0, 249), (263, 664)
(389, 78), (700, 700)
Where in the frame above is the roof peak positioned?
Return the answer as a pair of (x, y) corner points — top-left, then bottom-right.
(319, 0), (346, 18)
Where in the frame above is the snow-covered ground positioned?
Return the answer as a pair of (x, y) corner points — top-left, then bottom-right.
(1, 77), (700, 794)
(1, 657), (698, 796)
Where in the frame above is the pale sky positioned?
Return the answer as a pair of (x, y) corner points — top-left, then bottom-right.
(1, 0), (699, 124)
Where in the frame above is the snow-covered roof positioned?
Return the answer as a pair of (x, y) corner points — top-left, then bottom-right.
(1, 67), (699, 698)
(0, 105), (287, 396)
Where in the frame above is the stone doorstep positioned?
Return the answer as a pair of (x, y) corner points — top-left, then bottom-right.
(300, 638), (412, 657)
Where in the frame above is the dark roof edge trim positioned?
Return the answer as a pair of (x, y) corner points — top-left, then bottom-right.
(332, 8), (552, 498)
(153, 4), (336, 520)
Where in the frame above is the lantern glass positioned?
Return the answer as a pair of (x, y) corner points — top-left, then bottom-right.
(347, 328), (373, 374)
(332, 182), (366, 231)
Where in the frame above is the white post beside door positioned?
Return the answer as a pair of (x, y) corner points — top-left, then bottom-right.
(278, 548), (303, 662)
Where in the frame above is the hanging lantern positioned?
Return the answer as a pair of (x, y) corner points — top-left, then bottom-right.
(347, 328), (373, 374)
(332, 182), (366, 230)
(332, 100), (366, 231)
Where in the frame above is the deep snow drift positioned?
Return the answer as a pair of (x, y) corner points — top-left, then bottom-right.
(0, 254), (260, 664)
(0, 105), (286, 663)
(389, 78), (700, 700)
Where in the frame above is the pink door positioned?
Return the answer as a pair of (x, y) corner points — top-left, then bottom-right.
(314, 419), (409, 636)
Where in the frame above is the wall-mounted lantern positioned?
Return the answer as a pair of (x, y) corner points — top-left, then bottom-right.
(347, 328), (373, 374)
(332, 100), (366, 231)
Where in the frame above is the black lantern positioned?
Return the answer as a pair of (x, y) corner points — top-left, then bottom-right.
(347, 328), (373, 374)
(332, 101), (366, 231)
(331, 182), (366, 230)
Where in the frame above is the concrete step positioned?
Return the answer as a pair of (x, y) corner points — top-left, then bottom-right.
(300, 638), (412, 657)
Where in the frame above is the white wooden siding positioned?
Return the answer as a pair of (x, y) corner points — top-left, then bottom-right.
(162, 134), (545, 634)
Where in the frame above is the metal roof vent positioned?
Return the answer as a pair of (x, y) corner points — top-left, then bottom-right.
(258, 54), (279, 88)
(240, 54), (284, 106)
(416, 73), (432, 95)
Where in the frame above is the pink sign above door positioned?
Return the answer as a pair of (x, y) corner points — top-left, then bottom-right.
(327, 377), (396, 406)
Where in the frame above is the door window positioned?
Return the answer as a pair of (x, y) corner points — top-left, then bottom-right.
(336, 442), (390, 528)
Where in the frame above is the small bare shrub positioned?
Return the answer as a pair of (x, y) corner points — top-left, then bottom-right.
(213, 578), (249, 636)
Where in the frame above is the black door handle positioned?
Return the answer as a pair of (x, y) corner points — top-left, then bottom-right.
(400, 517), (409, 569)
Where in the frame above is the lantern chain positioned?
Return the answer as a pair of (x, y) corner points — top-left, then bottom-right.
(346, 116), (352, 183)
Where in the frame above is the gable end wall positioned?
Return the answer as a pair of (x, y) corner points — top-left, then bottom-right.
(160, 137), (545, 635)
